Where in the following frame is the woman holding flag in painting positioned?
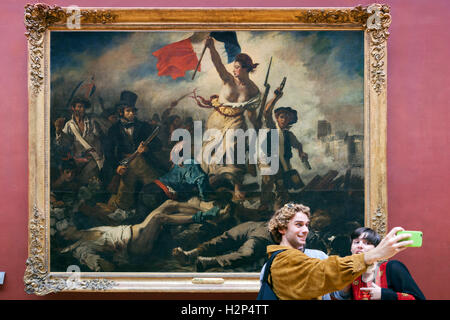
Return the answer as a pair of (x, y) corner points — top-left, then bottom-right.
(195, 35), (261, 201)
(152, 32), (261, 201)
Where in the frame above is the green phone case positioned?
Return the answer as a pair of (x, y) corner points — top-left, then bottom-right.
(397, 231), (423, 247)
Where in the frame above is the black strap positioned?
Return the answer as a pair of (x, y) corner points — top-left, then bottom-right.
(262, 250), (285, 283)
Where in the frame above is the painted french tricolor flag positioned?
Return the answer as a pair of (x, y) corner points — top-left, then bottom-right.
(152, 32), (241, 80)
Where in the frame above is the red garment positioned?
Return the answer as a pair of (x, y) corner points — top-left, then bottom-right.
(152, 38), (199, 80)
(153, 179), (177, 200)
(352, 261), (416, 300)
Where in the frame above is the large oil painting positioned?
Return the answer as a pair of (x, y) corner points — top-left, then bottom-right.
(25, 5), (390, 294)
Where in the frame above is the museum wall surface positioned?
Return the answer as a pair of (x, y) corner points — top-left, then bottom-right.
(0, 0), (448, 299)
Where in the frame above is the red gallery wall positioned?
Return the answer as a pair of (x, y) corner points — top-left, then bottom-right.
(0, 0), (448, 300)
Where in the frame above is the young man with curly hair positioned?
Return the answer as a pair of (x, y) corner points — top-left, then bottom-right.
(264, 203), (413, 300)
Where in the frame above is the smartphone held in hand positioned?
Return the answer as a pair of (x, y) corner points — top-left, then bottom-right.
(397, 231), (423, 247)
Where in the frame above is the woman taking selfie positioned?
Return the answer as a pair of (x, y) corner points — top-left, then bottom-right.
(336, 227), (426, 300)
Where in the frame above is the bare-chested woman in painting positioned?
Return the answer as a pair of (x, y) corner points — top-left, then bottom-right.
(195, 36), (261, 201)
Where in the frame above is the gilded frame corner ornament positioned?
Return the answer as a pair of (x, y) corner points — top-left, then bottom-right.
(24, 205), (116, 295)
(24, 4), (117, 96)
(25, 4), (390, 294)
(294, 4), (391, 95)
(24, 4), (65, 96)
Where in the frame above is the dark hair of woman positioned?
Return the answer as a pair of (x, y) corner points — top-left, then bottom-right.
(234, 53), (259, 73)
(350, 227), (381, 246)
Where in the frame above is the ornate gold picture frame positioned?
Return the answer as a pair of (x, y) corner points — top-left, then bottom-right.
(25, 4), (390, 295)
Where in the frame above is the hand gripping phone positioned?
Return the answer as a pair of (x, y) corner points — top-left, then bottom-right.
(397, 231), (423, 247)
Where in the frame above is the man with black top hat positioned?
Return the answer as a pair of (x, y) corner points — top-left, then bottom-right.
(54, 96), (105, 185)
(260, 87), (309, 211)
(103, 90), (163, 211)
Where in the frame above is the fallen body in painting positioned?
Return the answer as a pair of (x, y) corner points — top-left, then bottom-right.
(58, 198), (231, 272)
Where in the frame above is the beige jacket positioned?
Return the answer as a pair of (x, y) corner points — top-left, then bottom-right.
(267, 245), (368, 300)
